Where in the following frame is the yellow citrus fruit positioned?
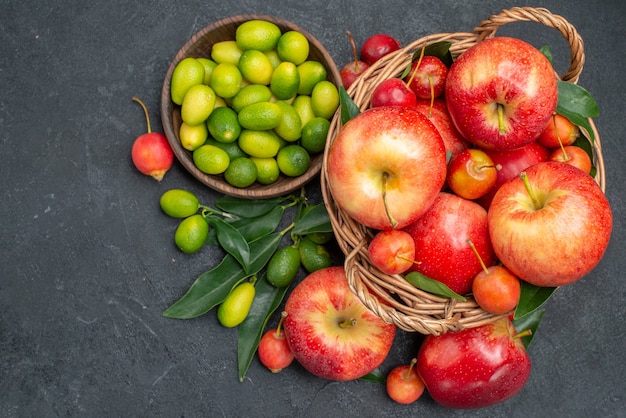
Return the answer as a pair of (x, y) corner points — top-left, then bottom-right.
(311, 80), (339, 120)
(238, 49), (274, 85)
(238, 129), (283, 158)
(181, 84), (216, 126)
(192, 144), (230, 175)
(235, 20), (282, 52)
(274, 101), (302, 142)
(297, 61), (328, 95)
(179, 121), (208, 151)
(196, 57), (218, 85)
(270, 61), (300, 100)
(210, 63), (243, 99)
(277, 31), (310, 65)
(224, 157), (258, 188)
(170, 57), (205, 105)
(230, 84), (273, 113)
(276, 144), (310, 177)
(210, 40), (243, 65)
(250, 157), (280, 185)
(206, 106), (241, 143)
(160, 189), (200, 218)
(292, 95), (315, 127)
(237, 101), (283, 131)
(217, 281), (256, 327)
(204, 137), (247, 161)
(300, 117), (330, 153)
(264, 49), (282, 69)
(175, 214), (209, 254)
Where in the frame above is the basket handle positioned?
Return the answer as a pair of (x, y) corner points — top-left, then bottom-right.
(473, 6), (585, 83)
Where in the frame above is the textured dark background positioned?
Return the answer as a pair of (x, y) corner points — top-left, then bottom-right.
(1, 1), (625, 416)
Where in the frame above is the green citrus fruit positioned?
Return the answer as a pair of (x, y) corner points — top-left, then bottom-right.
(276, 144), (310, 177)
(175, 214), (209, 254)
(311, 80), (339, 120)
(277, 31), (310, 65)
(230, 84), (273, 113)
(238, 129), (282, 158)
(270, 61), (300, 100)
(235, 20), (282, 52)
(210, 63), (243, 99)
(300, 117), (330, 153)
(170, 57), (205, 105)
(192, 144), (230, 175)
(298, 236), (332, 273)
(210, 40), (243, 65)
(160, 189), (200, 219)
(264, 49), (282, 69)
(274, 101), (302, 142)
(250, 157), (280, 185)
(238, 49), (274, 85)
(204, 137), (247, 161)
(292, 95), (315, 127)
(206, 106), (241, 143)
(297, 61), (328, 95)
(224, 157), (258, 188)
(217, 281), (256, 328)
(267, 245), (301, 287)
(181, 84), (216, 126)
(237, 101), (283, 131)
(196, 57), (218, 85)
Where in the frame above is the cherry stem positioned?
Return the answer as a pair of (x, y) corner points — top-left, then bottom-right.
(513, 329), (533, 340)
(428, 75), (435, 116)
(346, 31), (361, 73)
(406, 43), (426, 91)
(520, 171), (542, 210)
(497, 103), (506, 135)
(275, 311), (288, 338)
(404, 358), (417, 380)
(467, 239), (489, 274)
(381, 172), (398, 228)
(398, 254), (421, 265)
(132, 96), (152, 133)
(339, 318), (357, 328)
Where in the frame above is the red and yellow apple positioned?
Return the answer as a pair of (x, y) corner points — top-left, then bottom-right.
(327, 106), (447, 230)
(488, 161), (612, 287)
(282, 266), (396, 381)
(445, 37), (558, 151)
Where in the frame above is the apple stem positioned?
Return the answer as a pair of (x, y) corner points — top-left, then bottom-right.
(132, 96), (152, 133)
(513, 329), (532, 340)
(520, 171), (542, 210)
(346, 31), (361, 72)
(381, 172), (398, 228)
(497, 103), (506, 135)
(404, 358), (417, 380)
(275, 311), (288, 338)
(339, 318), (357, 328)
(467, 239), (489, 274)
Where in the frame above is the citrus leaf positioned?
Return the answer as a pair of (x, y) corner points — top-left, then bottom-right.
(358, 368), (385, 383)
(226, 205), (285, 243)
(292, 203), (332, 235)
(540, 45), (553, 64)
(339, 86), (360, 125)
(215, 195), (286, 218)
(514, 281), (556, 320)
(557, 80), (599, 142)
(410, 40), (453, 67)
(404, 271), (467, 301)
(573, 136), (597, 178)
(237, 273), (290, 382)
(512, 308), (545, 349)
(208, 216), (251, 271)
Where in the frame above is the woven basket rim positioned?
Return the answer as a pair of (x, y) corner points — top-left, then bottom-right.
(321, 6), (605, 335)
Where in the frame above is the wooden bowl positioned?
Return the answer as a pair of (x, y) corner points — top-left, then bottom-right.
(161, 15), (342, 199)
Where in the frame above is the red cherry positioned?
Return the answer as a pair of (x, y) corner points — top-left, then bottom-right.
(258, 312), (294, 373)
(360, 33), (401, 65)
(370, 78), (417, 109)
(340, 31), (370, 89)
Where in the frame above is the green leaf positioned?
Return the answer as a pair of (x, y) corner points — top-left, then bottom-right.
(557, 80), (599, 142)
(339, 86), (360, 125)
(358, 368), (385, 383)
(410, 40), (453, 67)
(292, 203), (333, 235)
(237, 273), (290, 382)
(540, 45), (553, 64)
(215, 195), (286, 218)
(404, 271), (467, 301)
(207, 216), (251, 271)
(512, 308), (545, 349)
(514, 281), (557, 320)
(573, 135), (597, 178)
(227, 205), (285, 242)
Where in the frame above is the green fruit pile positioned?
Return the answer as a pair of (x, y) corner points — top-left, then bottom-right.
(170, 19), (339, 188)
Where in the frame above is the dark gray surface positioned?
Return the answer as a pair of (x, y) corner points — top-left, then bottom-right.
(1, 1), (625, 416)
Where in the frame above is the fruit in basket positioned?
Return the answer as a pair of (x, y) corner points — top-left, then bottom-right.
(340, 31), (370, 89)
(368, 229), (416, 275)
(549, 145), (592, 174)
(537, 113), (580, 148)
(360, 33), (401, 65)
(413, 99), (470, 159)
(386, 358), (425, 404)
(488, 161), (612, 287)
(417, 317), (531, 409)
(447, 148), (498, 200)
(402, 192), (495, 295)
(405, 55), (448, 100)
(370, 78), (417, 109)
(283, 266), (396, 381)
(327, 106), (447, 230)
(131, 97), (174, 181)
(445, 37), (558, 151)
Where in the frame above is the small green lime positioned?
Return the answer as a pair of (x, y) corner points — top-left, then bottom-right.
(266, 245), (301, 287)
(210, 63), (243, 99)
(270, 61), (300, 100)
(277, 31), (310, 65)
(238, 101), (283, 131)
(210, 40), (243, 65)
(160, 189), (200, 218)
(306, 231), (334, 245)
(264, 49), (282, 69)
(235, 20), (282, 52)
(230, 84), (273, 113)
(238, 129), (283, 158)
(175, 214), (209, 254)
(217, 281), (256, 328)
(196, 57), (218, 85)
(238, 49), (274, 85)
(300, 117), (330, 153)
(170, 57), (205, 105)
(181, 84), (216, 126)
(193, 144), (230, 175)
(276, 144), (310, 177)
(224, 157), (258, 188)
(250, 157), (280, 185)
(311, 80), (339, 120)
(297, 61), (328, 95)
(179, 121), (208, 151)
(206, 106), (241, 143)
(292, 95), (315, 127)
(298, 236), (332, 273)
(274, 101), (302, 142)
(204, 137), (247, 161)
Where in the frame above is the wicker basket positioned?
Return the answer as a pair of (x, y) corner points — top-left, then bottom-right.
(321, 7), (605, 335)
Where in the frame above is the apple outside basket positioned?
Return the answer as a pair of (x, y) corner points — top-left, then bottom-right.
(321, 7), (606, 335)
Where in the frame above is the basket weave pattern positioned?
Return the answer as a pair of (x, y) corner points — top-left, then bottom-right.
(321, 7), (605, 335)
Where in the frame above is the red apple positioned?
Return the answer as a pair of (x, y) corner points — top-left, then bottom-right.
(340, 31), (370, 89)
(537, 113), (580, 149)
(488, 161), (612, 287)
(327, 106), (447, 230)
(402, 192), (495, 295)
(404, 55), (448, 100)
(386, 358), (425, 404)
(417, 317), (531, 409)
(368, 229), (416, 275)
(414, 99), (470, 160)
(478, 141), (550, 209)
(370, 78), (417, 108)
(283, 266), (396, 381)
(549, 145), (592, 174)
(445, 37), (558, 151)
(360, 33), (401, 65)
(447, 148), (498, 200)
